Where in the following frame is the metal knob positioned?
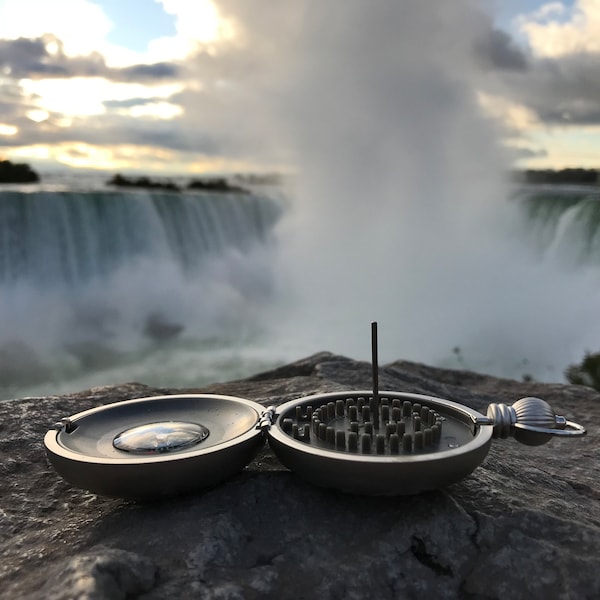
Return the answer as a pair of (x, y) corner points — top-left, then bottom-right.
(486, 397), (586, 446)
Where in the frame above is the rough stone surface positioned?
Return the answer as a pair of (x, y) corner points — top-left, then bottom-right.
(1, 352), (599, 599)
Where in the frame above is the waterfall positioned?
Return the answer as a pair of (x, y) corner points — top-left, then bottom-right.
(0, 188), (282, 397)
(0, 190), (281, 285)
(519, 189), (600, 264)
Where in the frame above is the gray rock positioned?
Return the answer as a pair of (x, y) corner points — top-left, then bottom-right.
(1, 352), (599, 599)
(41, 547), (157, 600)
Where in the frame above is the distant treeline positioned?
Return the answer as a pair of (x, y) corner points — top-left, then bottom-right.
(107, 173), (248, 193)
(0, 160), (39, 183)
(514, 169), (600, 185)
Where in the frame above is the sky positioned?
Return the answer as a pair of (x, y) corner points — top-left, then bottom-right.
(0, 0), (599, 175)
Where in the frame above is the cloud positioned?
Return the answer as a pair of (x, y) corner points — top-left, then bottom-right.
(119, 62), (180, 80)
(0, 36), (181, 82)
(509, 146), (549, 160)
(486, 51), (600, 129)
(518, 0), (600, 57)
(103, 98), (160, 109)
(0, 0), (113, 56)
(0, 98), (226, 160)
(473, 27), (529, 71)
(2, 0), (599, 173)
(0, 0), (533, 172)
(469, 1), (600, 138)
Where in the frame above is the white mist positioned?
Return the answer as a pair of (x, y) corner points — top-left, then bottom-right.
(214, 0), (600, 381)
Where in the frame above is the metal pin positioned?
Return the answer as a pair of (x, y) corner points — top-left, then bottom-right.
(318, 422), (327, 440)
(403, 401), (412, 418)
(371, 321), (380, 429)
(357, 397), (365, 411)
(397, 421), (406, 437)
(348, 431), (358, 452)
(376, 434), (385, 454)
(431, 424), (441, 443)
(350, 421), (359, 433)
(424, 428), (433, 446)
(389, 433), (400, 453)
(306, 406), (313, 419)
(336, 430), (346, 449)
(296, 406), (303, 421)
(381, 405), (390, 423)
(391, 407), (402, 423)
(413, 415), (422, 432)
(414, 431), (424, 450)
(327, 402), (336, 420)
(392, 399), (401, 409)
(303, 424), (311, 440)
(362, 405), (371, 422)
(386, 423), (397, 437)
(326, 426), (335, 444)
(402, 433), (413, 452)
(313, 418), (321, 434)
(361, 433), (372, 453)
(336, 400), (345, 416)
(413, 403), (422, 416)
(420, 406), (429, 421)
(282, 418), (293, 433)
(349, 406), (358, 422)
(292, 424), (299, 439)
(364, 422), (374, 435)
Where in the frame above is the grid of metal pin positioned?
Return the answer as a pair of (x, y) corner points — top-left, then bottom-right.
(281, 396), (444, 455)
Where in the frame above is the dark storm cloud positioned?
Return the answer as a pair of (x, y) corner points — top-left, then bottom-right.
(0, 36), (180, 82)
(119, 63), (179, 80)
(0, 38), (47, 78)
(473, 28), (529, 71)
(454, 5), (600, 130)
(488, 50), (600, 127)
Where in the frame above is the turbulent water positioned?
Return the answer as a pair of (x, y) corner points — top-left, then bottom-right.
(0, 178), (284, 399)
(1, 177), (600, 400)
(518, 186), (600, 265)
(0, 190), (279, 285)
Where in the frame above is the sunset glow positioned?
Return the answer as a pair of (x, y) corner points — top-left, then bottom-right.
(0, 0), (597, 173)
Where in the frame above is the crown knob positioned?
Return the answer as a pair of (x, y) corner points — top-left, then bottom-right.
(486, 397), (585, 446)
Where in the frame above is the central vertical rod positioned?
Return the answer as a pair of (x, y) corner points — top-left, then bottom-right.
(371, 321), (380, 430)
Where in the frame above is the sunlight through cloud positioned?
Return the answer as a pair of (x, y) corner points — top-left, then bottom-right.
(519, 0), (600, 56)
(0, 0), (113, 56)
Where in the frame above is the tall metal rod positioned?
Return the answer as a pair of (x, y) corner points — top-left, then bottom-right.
(371, 321), (380, 429)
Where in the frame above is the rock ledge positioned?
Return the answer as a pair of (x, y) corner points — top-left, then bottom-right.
(1, 353), (599, 599)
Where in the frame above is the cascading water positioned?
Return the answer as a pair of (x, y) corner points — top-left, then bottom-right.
(0, 187), (283, 399)
(519, 189), (600, 265)
(0, 190), (279, 284)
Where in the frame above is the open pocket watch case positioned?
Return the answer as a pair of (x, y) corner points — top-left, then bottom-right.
(44, 323), (586, 499)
